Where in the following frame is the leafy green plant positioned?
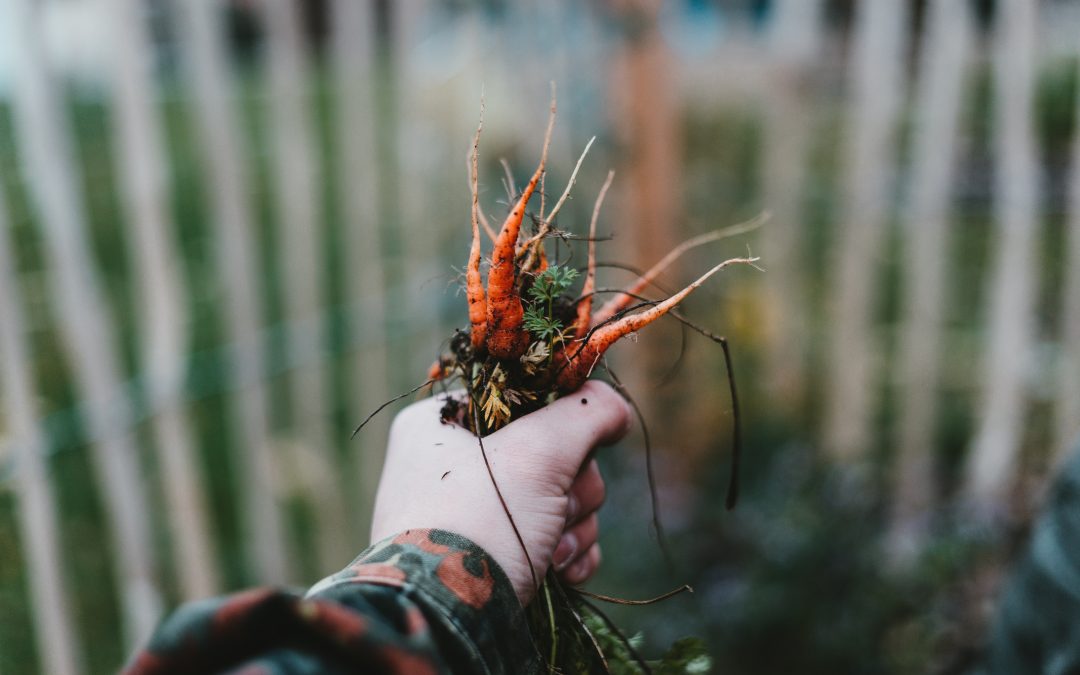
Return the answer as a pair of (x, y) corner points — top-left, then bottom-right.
(524, 265), (579, 343)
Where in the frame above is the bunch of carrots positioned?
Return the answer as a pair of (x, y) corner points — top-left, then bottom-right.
(358, 89), (759, 673)
(420, 94), (759, 440)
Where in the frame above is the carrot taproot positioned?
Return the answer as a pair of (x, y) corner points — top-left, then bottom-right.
(466, 151), (498, 243)
(484, 94), (556, 359)
(518, 135), (597, 275)
(591, 213), (768, 328)
(536, 245), (549, 274)
(467, 110), (487, 350)
(572, 170), (615, 340)
(556, 255), (759, 392)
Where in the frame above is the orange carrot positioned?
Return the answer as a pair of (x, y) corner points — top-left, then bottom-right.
(485, 97), (556, 359)
(572, 170), (614, 340)
(556, 255), (758, 392)
(591, 213), (768, 328)
(426, 358), (447, 381)
(467, 112), (487, 350)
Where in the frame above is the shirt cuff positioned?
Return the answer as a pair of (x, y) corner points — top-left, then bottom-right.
(307, 528), (540, 674)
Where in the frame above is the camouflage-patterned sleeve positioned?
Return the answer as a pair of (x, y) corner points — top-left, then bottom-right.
(123, 529), (542, 674)
(983, 442), (1080, 674)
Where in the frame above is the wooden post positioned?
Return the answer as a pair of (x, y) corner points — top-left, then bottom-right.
(1055, 46), (1080, 463)
(823, 0), (909, 461)
(7, 0), (162, 646)
(0, 186), (83, 675)
(887, 0), (973, 563)
(392, 0), (446, 377)
(964, 0), (1040, 505)
(760, 0), (824, 409)
(608, 0), (682, 419)
(172, 0), (293, 584)
(261, 0), (351, 573)
(330, 0), (391, 542)
(101, 0), (221, 599)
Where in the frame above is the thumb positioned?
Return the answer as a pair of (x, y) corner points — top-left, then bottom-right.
(496, 380), (633, 471)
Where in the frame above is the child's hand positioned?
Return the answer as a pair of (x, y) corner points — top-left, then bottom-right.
(370, 380), (632, 604)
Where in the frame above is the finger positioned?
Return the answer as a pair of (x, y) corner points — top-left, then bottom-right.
(553, 513), (599, 573)
(562, 543), (602, 585)
(498, 380), (632, 468)
(566, 460), (605, 525)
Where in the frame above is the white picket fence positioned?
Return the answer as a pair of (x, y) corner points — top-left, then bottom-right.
(0, 0), (1078, 672)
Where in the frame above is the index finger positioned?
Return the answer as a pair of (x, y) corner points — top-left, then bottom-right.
(495, 380), (633, 468)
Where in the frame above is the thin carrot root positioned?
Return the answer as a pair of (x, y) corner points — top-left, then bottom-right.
(518, 135), (598, 273)
(556, 255), (760, 393)
(591, 212), (768, 327)
(467, 108), (488, 350)
(572, 169), (614, 340)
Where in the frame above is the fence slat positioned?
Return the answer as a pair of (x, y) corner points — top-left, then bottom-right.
(0, 185), (83, 675)
(965, 0), (1040, 504)
(395, 0), (447, 377)
(172, 0), (293, 584)
(609, 0), (681, 419)
(823, 0), (909, 461)
(102, 0), (220, 599)
(330, 0), (390, 542)
(7, 0), (163, 647)
(262, 0), (351, 573)
(760, 0), (823, 407)
(887, 0), (973, 561)
(1056, 50), (1080, 462)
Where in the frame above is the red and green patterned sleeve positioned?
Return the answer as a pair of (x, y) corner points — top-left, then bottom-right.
(123, 529), (542, 674)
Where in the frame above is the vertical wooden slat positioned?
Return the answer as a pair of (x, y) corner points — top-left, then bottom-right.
(0, 187), (83, 675)
(760, 0), (823, 408)
(368, 0), (411, 396)
(964, 0), (1040, 504)
(1055, 49), (1080, 462)
(102, 0), (220, 599)
(609, 0), (682, 420)
(330, 0), (390, 542)
(172, 0), (293, 583)
(394, 0), (444, 376)
(887, 0), (973, 561)
(7, 0), (162, 647)
(261, 0), (351, 573)
(822, 0), (909, 461)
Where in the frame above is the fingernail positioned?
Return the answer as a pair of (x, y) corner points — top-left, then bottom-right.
(553, 532), (578, 571)
(566, 494), (579, 523)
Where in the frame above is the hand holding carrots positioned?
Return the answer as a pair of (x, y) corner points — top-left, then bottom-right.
(370, 380), (632, 604)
